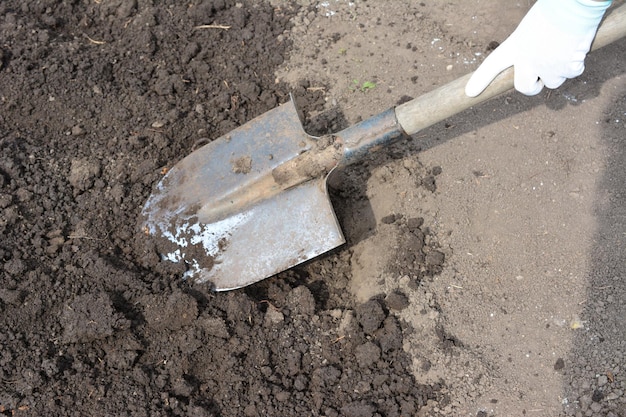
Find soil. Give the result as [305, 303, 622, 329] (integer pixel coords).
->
[1, 1, 625, 417]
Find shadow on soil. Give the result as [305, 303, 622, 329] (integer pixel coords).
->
[561, 61, 626, 414]
[317, 39, 626, 259]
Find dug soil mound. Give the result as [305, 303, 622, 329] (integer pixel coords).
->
[0, 1, 446, 415]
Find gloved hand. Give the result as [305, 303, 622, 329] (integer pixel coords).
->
[465, 0, 612, 97]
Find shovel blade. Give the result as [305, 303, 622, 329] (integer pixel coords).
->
[140, 99, 345, 290]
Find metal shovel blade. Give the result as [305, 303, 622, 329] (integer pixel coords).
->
[140, 100, 345, 291]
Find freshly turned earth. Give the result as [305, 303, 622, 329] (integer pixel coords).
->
[0, 1, 444, 415]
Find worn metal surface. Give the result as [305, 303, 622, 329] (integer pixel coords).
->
[141, 100, 346, 290]
[141, 98, 407, 290]
[337, 107, 406, 167]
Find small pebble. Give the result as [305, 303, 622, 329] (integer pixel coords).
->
[71, 125, 85, 136]
[407, 217, 424, 231]
[385, 291, 409, 311]
[381, 214, 396, 224]
[425, 250, 445, 266]
[554, 358, 565, 371]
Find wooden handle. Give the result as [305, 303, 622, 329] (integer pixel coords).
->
[395, 3, 626, 136]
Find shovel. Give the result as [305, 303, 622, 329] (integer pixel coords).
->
[140, 5, 626, 291]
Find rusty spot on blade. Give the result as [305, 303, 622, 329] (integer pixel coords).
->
[231, 155, 252, 174]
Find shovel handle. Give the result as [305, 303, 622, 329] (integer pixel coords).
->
[394, 3, 626, 136]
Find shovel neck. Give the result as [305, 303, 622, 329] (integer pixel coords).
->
[335, 107, 408, 168]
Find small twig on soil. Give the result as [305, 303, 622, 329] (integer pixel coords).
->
[607, 370, 615, 383]
[85, 35, 106, 45]
[258, 299, 279, 310]
[307, 87, 326, 92]
[194, 24, 231, 30]
[192, 137, 211, 151]
[0, 377, 19, 385]
[332, 335, 345, 344]
[68, 234, 105, 241]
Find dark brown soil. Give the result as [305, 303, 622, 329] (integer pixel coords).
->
[0, 1, 445, 415]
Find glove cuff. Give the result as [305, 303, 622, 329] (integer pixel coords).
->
[540, 0, 612, 34]
[577, 0, 612, 9]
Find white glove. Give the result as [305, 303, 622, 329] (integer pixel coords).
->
[465, 0, 612, 97]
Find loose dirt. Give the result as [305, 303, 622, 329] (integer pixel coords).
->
[1, 1, 625, 416]
[0, 1, 441, 416]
